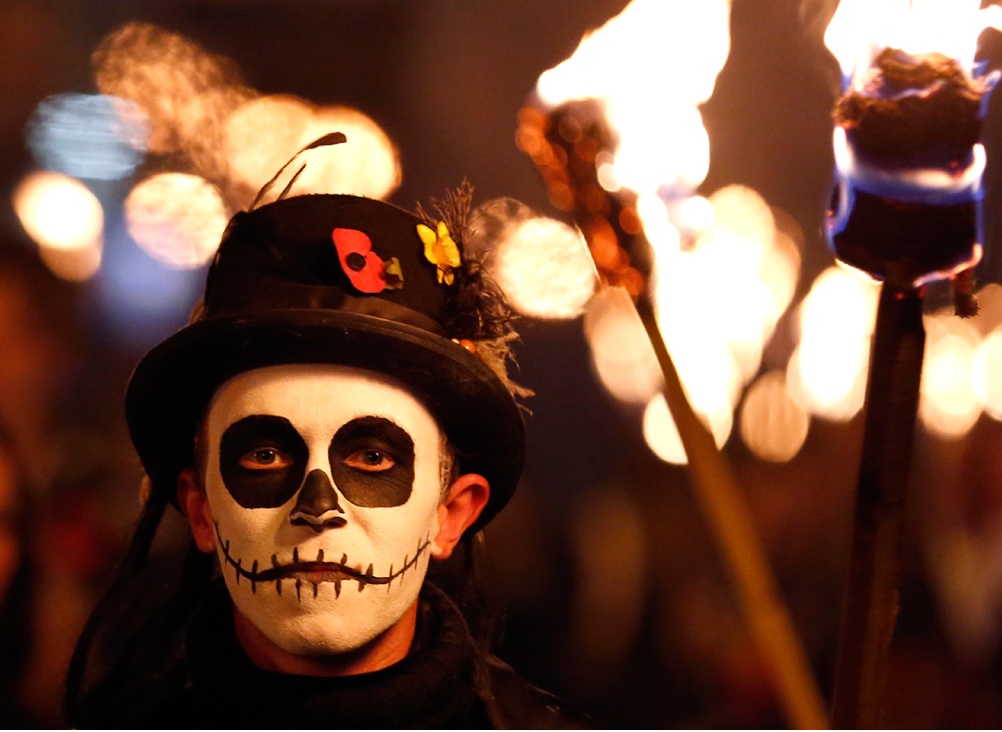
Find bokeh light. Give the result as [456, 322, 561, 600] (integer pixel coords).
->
[920, 312, 982, 440]
[299, 106, 400, 200]
[492, 217, 597, 319]
[124, 173, 228, 269]
[709, 184, 775, 247]
[12, 171, 104, 282]
[93, 22, 250, 181]
[739, 370, 810, 463]
[225, 95, 314, 193]
[26, 93, 147, 180]
[651, 187, 800, 419]
[584, 286, 662, 404]
[787, 266, 879, 421]
[636, 193, 682, 260]
[228, 99, 402, 205]
[585, 185, 803, 466]
[973, 326, 1002, 420]
[36, 245, 102, 284]
[673, 195, 715, 235]
[643, 392, 731, 466]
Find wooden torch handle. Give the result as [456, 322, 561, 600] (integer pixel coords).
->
[635, 295, 829, 730]
[831, 285, 925, 729]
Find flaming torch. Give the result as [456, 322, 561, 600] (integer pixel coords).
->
[519, 1, 827, 728]
[823, 1, 1001, 727]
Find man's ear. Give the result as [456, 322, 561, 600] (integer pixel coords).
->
[178, 469, 216, 554]
[431, 473, 490, 560]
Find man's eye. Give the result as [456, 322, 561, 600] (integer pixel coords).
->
[238, 448, 293, 470]
[344, 449, 395, 472]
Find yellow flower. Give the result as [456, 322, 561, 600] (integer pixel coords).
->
[417, 221, 461, 285]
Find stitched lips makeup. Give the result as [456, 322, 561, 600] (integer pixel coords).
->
[203, 364, 446, 656]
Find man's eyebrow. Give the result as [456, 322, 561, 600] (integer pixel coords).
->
[219, 415, 306, 452]
[227, 413, 291, 426]
[337, 415, 408, 431]
[332, 416, 415, 445]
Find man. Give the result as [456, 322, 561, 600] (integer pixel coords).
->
[67, 183, 586, 728]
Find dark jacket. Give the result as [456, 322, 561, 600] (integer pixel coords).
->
[80, 582, 589, 729]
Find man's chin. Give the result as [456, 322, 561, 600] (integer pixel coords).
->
[229, 577, 421, 658]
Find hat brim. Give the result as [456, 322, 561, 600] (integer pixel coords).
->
[125, 310, 523, 532]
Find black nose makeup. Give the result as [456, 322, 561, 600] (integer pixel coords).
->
[290, 469, 346, 532]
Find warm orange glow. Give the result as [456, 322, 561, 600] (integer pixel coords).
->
[968, 287, 1002, 421]
[226, 98, 401, 205]
[739, 371, 810, 463]
[225, 95, 313, 192]
[971, 283, 1002, 336]
[760, 229, 801, 331]
[584, 287, 662, 404]
[636, 193, 681, 260]
[675, 195, 715, 234]
[974, 327, 1002, 421]
[38, 245, 102, 283]
[826, 0, 1002, 84]
[493, 217, 597, 319]
[709, 185, 775, 249]
[650, 186, 800, 416]
[124, 173, 228, 269]
[298, 106, 401, 200]
[536, 0, 730, 197]
[13, 171, 104, 281]
[93, 22, 250, 180]
[787, 266, 879, 421]
[13, 171, 104, 252]
[920, 312, 982, 439]
[643, 392, 731, 466]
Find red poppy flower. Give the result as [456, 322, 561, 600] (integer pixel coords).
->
[332, 228, 387, 293]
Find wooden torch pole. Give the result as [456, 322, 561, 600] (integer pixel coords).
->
[635, 295, 829, 730]
[831, 285, 925, 729]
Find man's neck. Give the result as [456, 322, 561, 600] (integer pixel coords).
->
[232, 600, 419, 677]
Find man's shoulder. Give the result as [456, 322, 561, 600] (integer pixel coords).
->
[478, 654, 593, 730]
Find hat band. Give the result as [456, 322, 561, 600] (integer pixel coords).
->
[207, 280, 448, 336]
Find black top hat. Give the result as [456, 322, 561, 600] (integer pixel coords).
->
[125, 193, 524, 532]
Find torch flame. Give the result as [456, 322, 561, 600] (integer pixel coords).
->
[826, 0, 1002, 85]
[537, 0, 730, 197]
[534, 0, 804, 451]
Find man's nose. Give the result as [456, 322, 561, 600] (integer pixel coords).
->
[289, 469, 347, 532]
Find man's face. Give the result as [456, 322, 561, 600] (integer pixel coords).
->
[201, 364, 445, 656]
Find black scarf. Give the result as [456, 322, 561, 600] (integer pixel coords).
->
[175, 582, 489, 729]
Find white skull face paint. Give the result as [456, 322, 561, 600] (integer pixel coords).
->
[203, 364, 445, 656]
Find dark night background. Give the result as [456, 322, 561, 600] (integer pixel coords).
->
[3, 0, 1002, 727]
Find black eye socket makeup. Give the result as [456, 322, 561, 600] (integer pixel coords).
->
[220, 415, 309, 509]
[329, 416, 415, 507]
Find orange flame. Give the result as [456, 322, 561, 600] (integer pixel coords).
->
[826, 0, 1002, 83]
[536, 0, 730, 197]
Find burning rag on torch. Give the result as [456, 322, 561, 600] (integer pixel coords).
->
[824, 29, 999, 730]
[828, 47, 998, 311]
